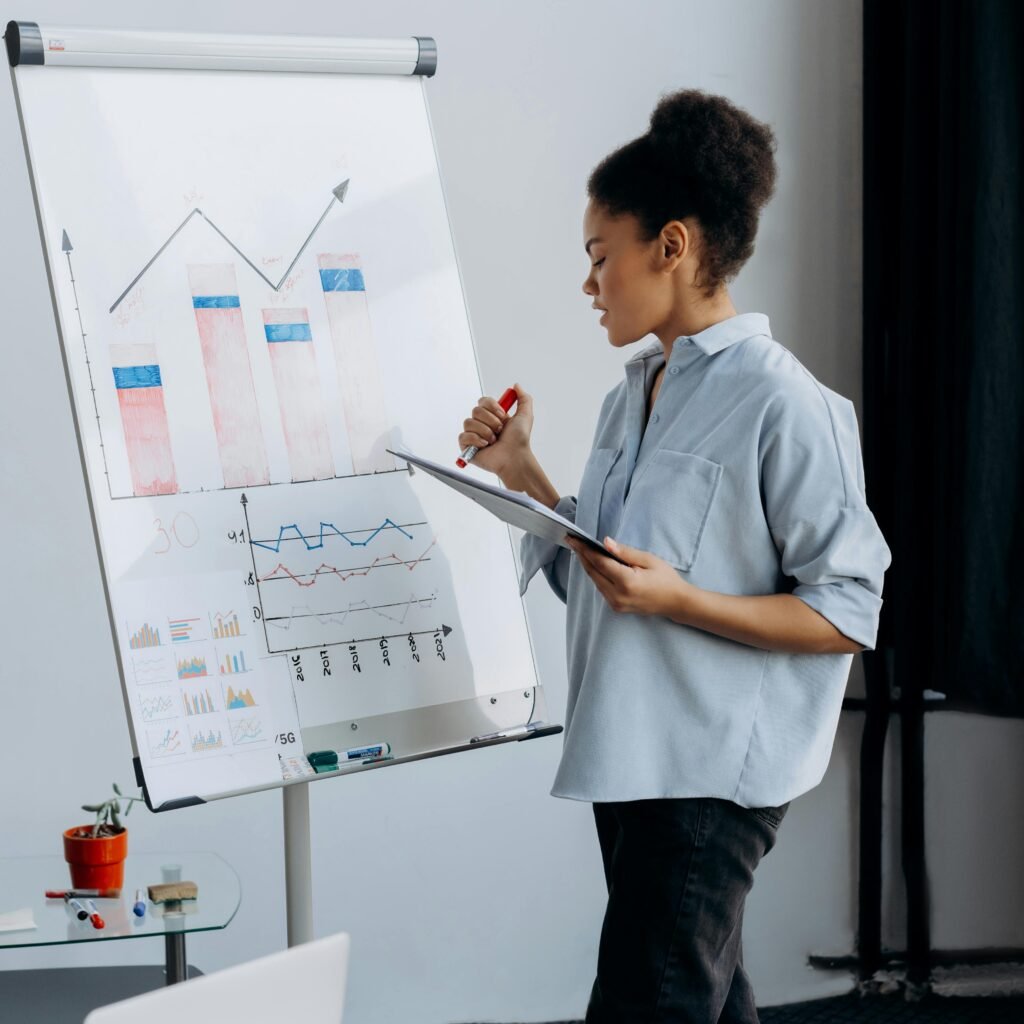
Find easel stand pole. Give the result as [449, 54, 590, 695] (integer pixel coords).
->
[283, 782, 314, 946]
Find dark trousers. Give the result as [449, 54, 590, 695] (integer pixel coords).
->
[586, 797, 787, 1024]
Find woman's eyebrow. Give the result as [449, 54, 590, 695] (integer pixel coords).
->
[585, 237, 603, 254]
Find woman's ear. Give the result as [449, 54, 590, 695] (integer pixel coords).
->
[660, 220, 689, 271]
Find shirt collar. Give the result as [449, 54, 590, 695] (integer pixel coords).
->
[626, 313, 772, 363]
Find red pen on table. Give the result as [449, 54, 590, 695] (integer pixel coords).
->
[456, 387, 518, 468]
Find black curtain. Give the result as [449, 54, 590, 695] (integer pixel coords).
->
[864, 0, 1024, 716]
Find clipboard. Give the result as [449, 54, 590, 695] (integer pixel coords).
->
[387, 448, 628, 564]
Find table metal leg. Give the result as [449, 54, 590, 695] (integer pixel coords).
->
[164, 933, 187, 985]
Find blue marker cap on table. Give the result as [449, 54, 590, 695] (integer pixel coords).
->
[133, 888, 146, 917]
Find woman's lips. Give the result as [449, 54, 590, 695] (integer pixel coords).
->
[599, 311, 608, 325]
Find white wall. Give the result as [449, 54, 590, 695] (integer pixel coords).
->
[6, 2, 1019, 1022]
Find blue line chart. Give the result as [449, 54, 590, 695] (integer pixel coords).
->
[251, 518, 419, 553]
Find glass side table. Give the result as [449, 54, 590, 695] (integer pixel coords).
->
[0, 852, 240, 985]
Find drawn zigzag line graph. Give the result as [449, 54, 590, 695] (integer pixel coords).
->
[109, 179, 350, 312]
[266, 592, 439, 631]
[259, 539, 438, 587]
[252, 518, 417, 553]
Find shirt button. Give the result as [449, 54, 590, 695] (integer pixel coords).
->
[669, 366, 681, 375]
[651, 413, 660, 424]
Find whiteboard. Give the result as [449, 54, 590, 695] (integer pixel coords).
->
[13, 63, 548, 808]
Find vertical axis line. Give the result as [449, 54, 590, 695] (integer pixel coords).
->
[241, 494, 272, 653]
[66, 248, 113, 500]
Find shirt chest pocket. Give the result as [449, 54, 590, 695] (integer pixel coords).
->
[617, 449, 723, 572]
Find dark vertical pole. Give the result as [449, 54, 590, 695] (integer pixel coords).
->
[860, 0, 896, 980]
[901, 683, 930, 985]
[857, 649, 889, 978]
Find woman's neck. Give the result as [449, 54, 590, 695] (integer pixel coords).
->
[654, 287, 738, 357]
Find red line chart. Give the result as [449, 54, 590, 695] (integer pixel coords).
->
[257, 539, 437, 588]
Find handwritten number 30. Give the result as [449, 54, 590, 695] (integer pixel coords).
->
[154, 512, 200, 554]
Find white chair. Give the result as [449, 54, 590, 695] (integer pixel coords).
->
[84, 932, 349, 1024]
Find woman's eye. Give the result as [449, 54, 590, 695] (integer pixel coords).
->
[592, 258, 605, 268]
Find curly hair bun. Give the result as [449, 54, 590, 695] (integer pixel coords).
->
[588, 88, 777, 292]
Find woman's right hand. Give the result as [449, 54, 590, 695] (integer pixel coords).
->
[457, 383, 534, 479]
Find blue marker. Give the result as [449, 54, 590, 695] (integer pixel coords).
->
[343, 742, 391, 761]
[133, 888, 146, 917]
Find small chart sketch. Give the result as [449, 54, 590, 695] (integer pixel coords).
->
[169, 617, 203, 644]
[218, 650, 250, 675]
[190, 725, 225, 753]
[224, 685, 257, 709]
[132, 653, 175, 686]
[129, 622, 163, 649]
[147, 727, 184, 758]
[229, 716, 265, 746]
[182, 685, 217, 716]
[211, 610, 243, 639]
[176, 654, 209, 680]
[139, 692, 176, 722]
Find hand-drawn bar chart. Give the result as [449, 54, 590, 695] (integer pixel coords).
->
[188, 263, 270, 488]
[129, 621, 163, 649]
[182, 686, 217, 716]
[219, 650, 249, 675]
[319, 254, 395, 475]
[110, 344, 178, 496]
[263, 307, 335, 481]
[211, 610, 242, 639]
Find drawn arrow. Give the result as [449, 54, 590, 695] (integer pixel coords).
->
[109, 179, 351, 313]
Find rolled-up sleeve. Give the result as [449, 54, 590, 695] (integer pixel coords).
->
[519, 496, 577, 602]
[760, 380, 892, 649]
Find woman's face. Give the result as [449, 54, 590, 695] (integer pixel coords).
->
[582, 200, 675, 348]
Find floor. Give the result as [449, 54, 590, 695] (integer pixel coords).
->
[528, 992, 1024, 1023]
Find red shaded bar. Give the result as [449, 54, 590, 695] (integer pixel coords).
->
[188, 264, 269, 487]
[263, 308, 335, 481]
[318, 254, 394, 474]
[110, 343, 178, 496]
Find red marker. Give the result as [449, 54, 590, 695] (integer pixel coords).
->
[457, 387, 519, 468]
[86, 899, 105, 929]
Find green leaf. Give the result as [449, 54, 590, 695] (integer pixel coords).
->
[111, 808, 122, 830]
[81, 804, 102, 812]
[125, 801, 133, 816]
[112, 783, 122, 796]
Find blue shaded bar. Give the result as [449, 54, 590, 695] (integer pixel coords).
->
[113, 364, 162, 389]
[192, 294, 241, 309]
[264, 322, 313, 342]
[319, 268, 365, 292]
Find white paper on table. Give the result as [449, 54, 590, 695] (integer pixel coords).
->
[387, 448, 628, 564]
[0, 908, 36, 933]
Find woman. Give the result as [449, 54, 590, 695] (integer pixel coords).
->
[459, 89, 890, 1023]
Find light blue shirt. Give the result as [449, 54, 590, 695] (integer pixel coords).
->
[520, 313, 891, 807]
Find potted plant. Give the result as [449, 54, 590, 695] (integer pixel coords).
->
[63, 783, 144, 891]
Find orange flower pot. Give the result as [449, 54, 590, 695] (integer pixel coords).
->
[63, 826, 128, 891]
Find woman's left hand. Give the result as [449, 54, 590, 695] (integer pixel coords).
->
[565, 535, 696, 618]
